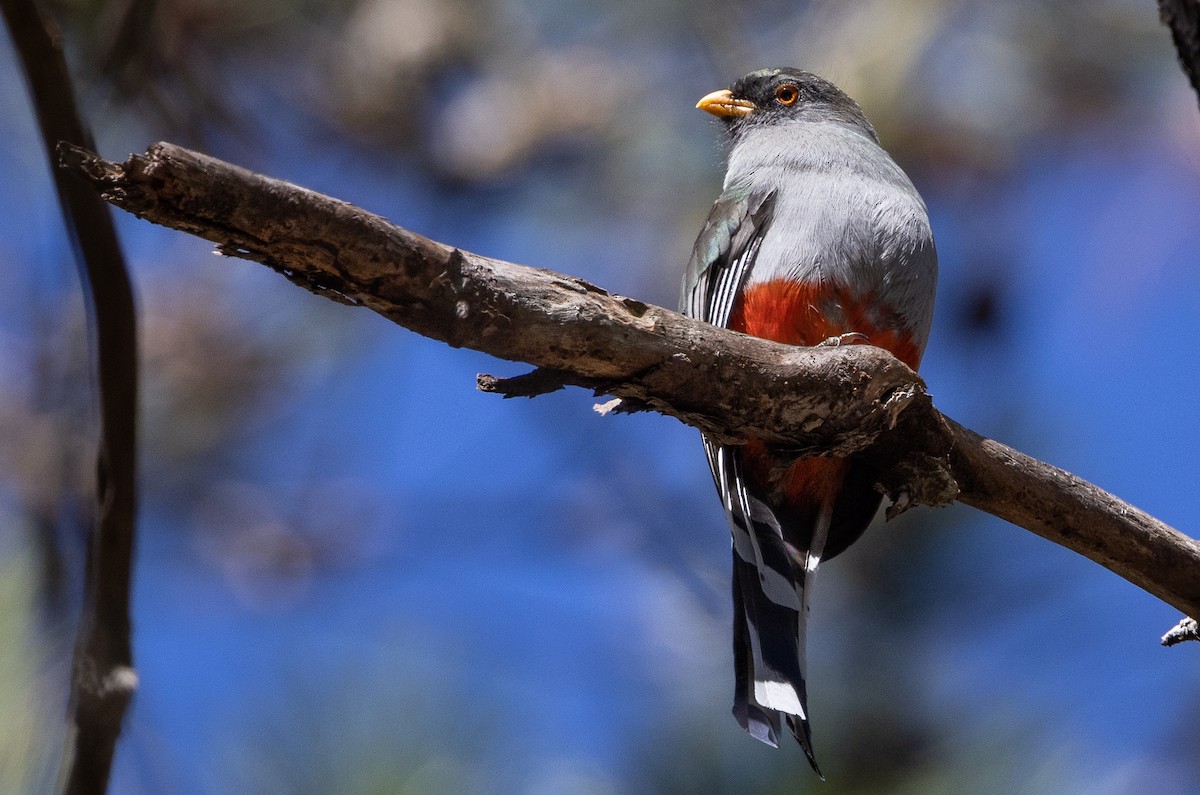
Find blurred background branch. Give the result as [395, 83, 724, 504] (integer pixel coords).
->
[0, 0, 138, 792]
[1159, 0, 1200, 105]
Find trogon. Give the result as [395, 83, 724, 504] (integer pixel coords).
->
[681, 67, 938, 775]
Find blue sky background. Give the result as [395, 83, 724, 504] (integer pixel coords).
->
[3, 1, 1200, 792]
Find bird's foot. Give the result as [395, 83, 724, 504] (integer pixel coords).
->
[817, 332, 870, 348]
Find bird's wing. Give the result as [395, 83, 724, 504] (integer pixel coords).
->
[679, 185, 775, 327]
[680, 186, 823, 772]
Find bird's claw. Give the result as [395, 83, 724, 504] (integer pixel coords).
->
[816, 332, 870, 348]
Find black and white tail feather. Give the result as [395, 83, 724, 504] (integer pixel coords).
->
[681, 184, 828, 775]
[706, 439, 829, 776]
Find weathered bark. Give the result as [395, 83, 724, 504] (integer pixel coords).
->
[60, 141, 1200, 625]
[1163, 617, 1200, 646]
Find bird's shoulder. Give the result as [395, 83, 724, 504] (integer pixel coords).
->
[679, 184, 776, 319]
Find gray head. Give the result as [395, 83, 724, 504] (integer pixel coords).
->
[696, 68, 878, 143]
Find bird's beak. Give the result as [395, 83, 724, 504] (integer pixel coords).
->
[696, 89, 756, 118]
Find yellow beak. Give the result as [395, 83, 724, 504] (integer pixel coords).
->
[696, 88, 756, 118]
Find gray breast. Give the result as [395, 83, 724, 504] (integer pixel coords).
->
[725, 120, 938, 344]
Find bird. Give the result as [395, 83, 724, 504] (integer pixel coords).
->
[680, 67, 937, 775]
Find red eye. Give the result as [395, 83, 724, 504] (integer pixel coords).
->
[775, 84, 799, 105]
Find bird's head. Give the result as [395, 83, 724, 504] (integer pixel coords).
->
[696, 68, 877, 142]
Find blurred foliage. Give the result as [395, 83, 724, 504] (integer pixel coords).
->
[43, 0, 1181, 179]
[2, 0, 1197, 792]
[0, 541, 63, 793]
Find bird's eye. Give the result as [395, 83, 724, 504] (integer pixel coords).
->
[775, 84, 799, 105]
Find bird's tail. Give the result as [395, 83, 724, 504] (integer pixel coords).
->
[707, 441, 830, 777]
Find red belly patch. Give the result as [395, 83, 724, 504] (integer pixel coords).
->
[728, 279, 922, 369]
[728, 278, 921, 512]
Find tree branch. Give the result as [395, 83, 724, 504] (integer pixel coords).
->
[1159, 0, 1200, 107]
[62, 141, 1200, 628]
[1, 1, 140, 792]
